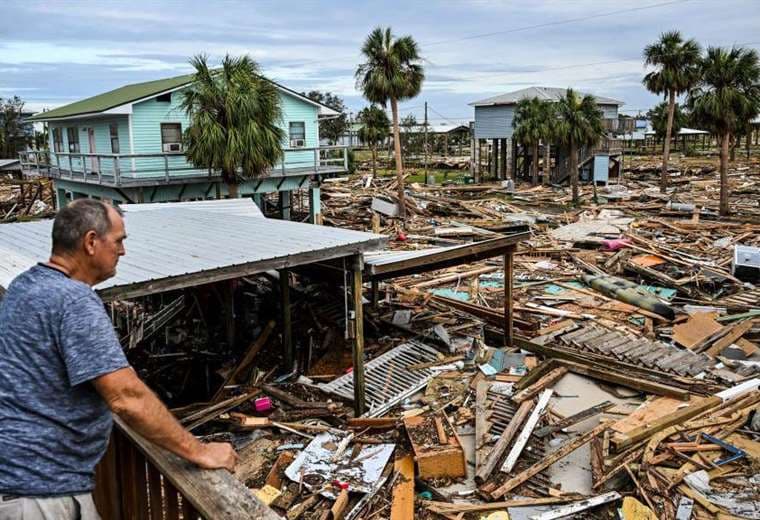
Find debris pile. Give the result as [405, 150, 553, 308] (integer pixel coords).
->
[0, 177, 54, 221]
[112, 153, 759, 518]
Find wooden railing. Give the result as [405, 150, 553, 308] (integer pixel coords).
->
[94, 417, 279, 520]
[19, 146, 348, 187]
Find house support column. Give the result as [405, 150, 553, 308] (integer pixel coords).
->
[499, 138, 507, 179]
[56, 187, 68, 209]
[252, 193, 263, 210]
[279, 190, 291, 221]
[280, 268, 293, 371]
[471, 126, 480, 182]
[490, 138, 498, 178]
[308, 186, 322, 225]
[504, 247, 515, 347]
[349, 255, 366, 416]
[510, 138, 517, 181]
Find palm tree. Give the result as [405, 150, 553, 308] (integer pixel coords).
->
[356, 27, 424, 220]
[357, 105, 391, 177]
[689, 46, 760, 216]
[643, 31, 701, 193]
[181, 54, 284, 198]
[555, 89, 604, 205]
[513, 97, 554, 185]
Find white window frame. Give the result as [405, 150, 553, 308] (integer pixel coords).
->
[160, 122, 183, 153]
[52, 128, 64, 153]
[289, 121, 306, 148]
[66, 127, 80, 153]
[109, 123, 120, 154]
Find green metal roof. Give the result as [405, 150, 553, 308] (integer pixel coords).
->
[27, 73, 195, 122]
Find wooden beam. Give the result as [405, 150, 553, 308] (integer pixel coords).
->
[504, 252, 514, 347]
[351, 255, 366, 416]
[390, 455, 415, 520]
[280, 269, 293, 370]
[512, 367, 567, 403]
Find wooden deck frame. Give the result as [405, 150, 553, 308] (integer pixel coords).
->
[365, 233, 527, 347]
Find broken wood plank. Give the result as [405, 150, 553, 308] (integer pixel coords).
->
[512, 367, 568, 403]
[500, 389, 553, 474]
[490, 422, 608, 499]
[534, 401, 614, 437]
[530, 492, 621, 520]
[390, 455, 414, 520]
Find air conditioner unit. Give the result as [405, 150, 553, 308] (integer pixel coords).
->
[163, 143, 182, 153]
[290, 138, 305, 148]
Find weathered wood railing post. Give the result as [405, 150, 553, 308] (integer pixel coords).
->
[164, 155, 170, 183]
[350, 254, 366, 416]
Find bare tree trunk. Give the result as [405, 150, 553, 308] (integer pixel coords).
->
[570, 138, 579, 205]
[371, 145, 377, 176]
[730, 135, 737, 162]
[720, 133, 730, 216]
[390, 97, 405, 220]
[531, 143, 539, 185]
[228, 182, 239, 199]
[543, 142, 551, 185]
[661, 90, 676, 193]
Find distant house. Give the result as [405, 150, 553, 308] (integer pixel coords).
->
[22, 73, 345, 222]
[468, 86, 625, 183]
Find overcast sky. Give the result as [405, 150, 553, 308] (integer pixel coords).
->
[2, 0, 759, 125]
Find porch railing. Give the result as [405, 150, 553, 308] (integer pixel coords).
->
[94, 416, 279, 519]
[19, 146, 348, 187]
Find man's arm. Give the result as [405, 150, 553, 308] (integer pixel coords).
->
[93, 367, 238, 471]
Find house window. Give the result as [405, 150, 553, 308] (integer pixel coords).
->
[109, 124, 120, 153]
[160, 123, 182, 153]
[289, 122, 306, 147]
[52, 128, 64, 153]
[66, 127, 80, 153]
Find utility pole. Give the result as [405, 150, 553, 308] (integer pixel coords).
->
[424, 101, 429, 183]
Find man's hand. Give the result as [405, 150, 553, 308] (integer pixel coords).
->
[191, 442, 239, 472]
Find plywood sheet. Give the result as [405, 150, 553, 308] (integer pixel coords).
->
[672, 312, 723, 349]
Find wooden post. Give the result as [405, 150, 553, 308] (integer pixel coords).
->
[350, 255, 366, 416]
[223, 280, 236, 350]
[280, 269, 293, 370]
[371, 279, 379, 309]
[490, 138, 498, 178]
[504, 250, 514, 347]
[499, 138, 507, 180]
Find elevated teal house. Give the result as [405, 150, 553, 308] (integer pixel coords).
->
[23, 73, 346, 221]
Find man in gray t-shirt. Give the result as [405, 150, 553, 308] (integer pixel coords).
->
[0, 200, 237, 519]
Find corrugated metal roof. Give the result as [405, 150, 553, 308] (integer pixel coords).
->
[0, 200, 385, 298]
[469, 86, 624, 107]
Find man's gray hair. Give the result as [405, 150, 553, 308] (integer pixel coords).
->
[52, 199, 123, 253]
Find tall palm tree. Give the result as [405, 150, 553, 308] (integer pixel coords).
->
[689, 46, 760, 216]
[643, 31, 701, 193]
[357, 105, 391, 177]
[513, 97, 554, 185]
[182, 54, 284, 198]
[356, 27, 424, 220]
[555, 89, 604, 205]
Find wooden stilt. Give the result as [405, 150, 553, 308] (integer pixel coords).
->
[280, 269, 293, 370]
[350, 255, 366, 416]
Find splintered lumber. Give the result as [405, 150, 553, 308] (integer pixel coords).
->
[390, 455, 414, 520]
[346, 417, 399, 429]
[703, 319, 756, 357]
[331, 488, 349, 520]
[475, 399, 533, 484]
[534, 401, 614, 437]
[422, 497, 572, 515]
[512, 367, 568, 403]
[212, 320, 275, 400]
[490, 422, 608, 499]
[501, 389, 553, 474]
[611, 396, 721, 450]
[530, 491, 621, 520]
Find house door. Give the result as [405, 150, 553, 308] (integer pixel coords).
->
[87, 128, 99, 173]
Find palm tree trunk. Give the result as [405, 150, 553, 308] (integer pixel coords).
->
[390, 97, 406, 220]
[661, 90, 676, 193]
[543, 142, 551, 185]
[720, 133, 730, 216]
[531, 143, 539, 185]
[570, 138, 579, 205]
[228, 182, 239, 199]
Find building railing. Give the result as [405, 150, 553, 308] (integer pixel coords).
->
[94, 417, 279, 519]
[19, 146, 348, 187]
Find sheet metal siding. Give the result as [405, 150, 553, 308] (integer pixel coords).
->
[0, 204, 383, 294]
[474, 105, 514, 139]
